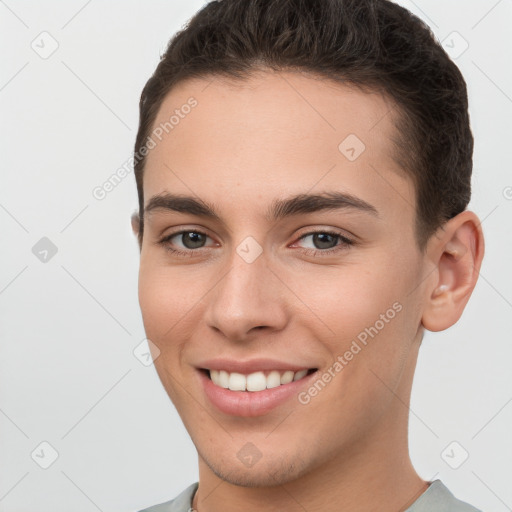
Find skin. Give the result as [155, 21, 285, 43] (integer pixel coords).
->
[132, 70, 484, 512]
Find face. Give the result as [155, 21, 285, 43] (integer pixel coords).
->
[137, 71, 430, 487]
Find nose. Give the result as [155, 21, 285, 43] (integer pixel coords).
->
[203, 246, 288, 342]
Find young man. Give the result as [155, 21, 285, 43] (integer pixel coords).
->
[131, 0, 484, 510]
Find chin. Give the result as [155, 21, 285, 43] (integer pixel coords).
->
[200, 448, 312, 488]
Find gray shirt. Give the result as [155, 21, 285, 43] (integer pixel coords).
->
[137, 479, 482, 511]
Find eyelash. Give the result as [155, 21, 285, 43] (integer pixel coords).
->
[158, 229, 355, 258]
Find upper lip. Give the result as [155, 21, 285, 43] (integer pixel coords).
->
[196, 358, 315, 374]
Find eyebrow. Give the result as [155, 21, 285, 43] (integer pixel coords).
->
[144, 191, 379, 222]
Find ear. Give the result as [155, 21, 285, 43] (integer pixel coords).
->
[131, 211, 142, 251]
[421, 210, 485, 332]
[131, 211, 140, 237]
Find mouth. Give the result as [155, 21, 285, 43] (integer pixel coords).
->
[197, 365, 318, 417]
[202, 368, 317, 392]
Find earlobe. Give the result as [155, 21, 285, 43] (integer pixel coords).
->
[421, 211, 485, 332]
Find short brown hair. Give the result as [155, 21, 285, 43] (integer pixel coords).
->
[133, 0, 473, 250]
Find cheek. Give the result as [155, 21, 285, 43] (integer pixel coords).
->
[291, 262, 404, 339]
[288, 265, 415, 435]
[138, 266, 198, 407]
[138, 262, 199, 337]
[137, 265, 200, 381]
[289, 251, 420, 378]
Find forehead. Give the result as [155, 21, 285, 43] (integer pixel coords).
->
[142, 70, 414, 226]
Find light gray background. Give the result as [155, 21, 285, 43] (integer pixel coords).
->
[1, 1, 511, 511]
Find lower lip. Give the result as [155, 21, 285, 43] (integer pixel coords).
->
[199, 370, 316, 417]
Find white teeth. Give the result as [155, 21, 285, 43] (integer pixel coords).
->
[293, 369, 308, 381]
[246, 372, 267, 392]
[266, 370, 281, 389]
[228, 372, 246, 391]
[209, 368, 311, 391]
[218, 370, 229, 388]
[280, 370, 294, 384]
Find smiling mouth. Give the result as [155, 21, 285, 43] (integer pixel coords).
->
[203, 368, 317, 392]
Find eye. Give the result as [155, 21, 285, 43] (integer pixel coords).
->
[292, 230, 354, 256]
[157, 228, 355, 258]
[158, 229, 216, 256]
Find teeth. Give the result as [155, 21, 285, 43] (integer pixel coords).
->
[246, 371, 267, 392]
[218, 370, 229, 388]
[209, 368, 311, 391]
[228, 372, 246, 391]
[266, 370, 281, 389]
[293, 369, 308, 381]
[280, 370, 294, 384]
